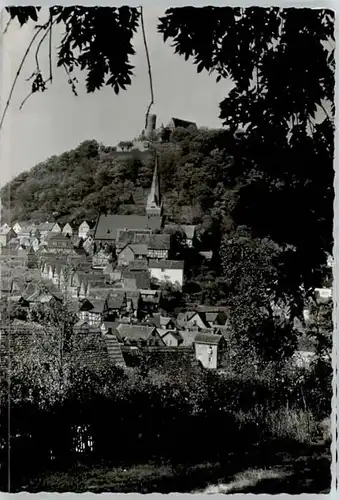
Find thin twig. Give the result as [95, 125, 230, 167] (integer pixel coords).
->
[0, 24, 46, 132]
[19, 91, 35, 111]
[34, 16, 57, 74]
[49, 11, 53, 83]
[3, 17, 11, 35]
[19, 17, 57, 111]
[139, 6, 154, 130]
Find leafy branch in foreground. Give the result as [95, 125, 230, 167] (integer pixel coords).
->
[1, 6, 141, 130]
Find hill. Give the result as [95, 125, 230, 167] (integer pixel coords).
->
[0, 127, 240, 233]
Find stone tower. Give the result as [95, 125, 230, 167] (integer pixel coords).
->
[146, 154, 162, 217]
[144, 113, 157, 141]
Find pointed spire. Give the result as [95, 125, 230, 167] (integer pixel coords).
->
[150, 154, 160, 205]
[146, 153, 162, 216]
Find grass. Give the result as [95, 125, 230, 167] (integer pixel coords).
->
[22, 441, 331, 494]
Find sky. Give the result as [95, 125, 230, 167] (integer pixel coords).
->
[0, 6, 233, 187]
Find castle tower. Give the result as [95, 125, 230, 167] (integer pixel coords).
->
[144, 113, 157, 141]
[146, 154, 162, 217]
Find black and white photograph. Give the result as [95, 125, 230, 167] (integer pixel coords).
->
[0, 2, 335, 494]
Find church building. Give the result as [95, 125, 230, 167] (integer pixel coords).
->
[93, 154, 163, 245]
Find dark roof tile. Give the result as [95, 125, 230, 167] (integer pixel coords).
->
[94, 215, 162, 241]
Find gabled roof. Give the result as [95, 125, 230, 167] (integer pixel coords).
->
[147, 315, 174, 329]
[0, 226, 16, 235]
[180, 225, 196, 239]
[79, 220, 92, 228]
[106, 291, 126, 310]
[199, 251, 213, 260]
[103, 333, 126, 366]
[126, 260, 149, 271]
[116, 323, 158, 342]
[169, 117, 197, 129]
[214, 325, 232, 341]
[86, 299, 106, 314]
[165, 224, 196, 239]
[195, 332, 223, 345]
[63, 222, 77, 230]
[160, 329, 183, 342]
[176, 311, 199, 326]
[122, 270, 150, 290]
[140, 289, 161, 304]
[117, 229, 152, 246]
[124, 289, 140, 309]
[205, 312, 219, 323]
[148, 234, 170, 250]
[38, 222, 59, 232]
[180, 330, 199, 346]
[130, 243, 148, 255]
[94, 214, 162, 241]
[148, 259, 184, 270]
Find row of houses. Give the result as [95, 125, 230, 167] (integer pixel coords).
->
[0, 220, 93, 247]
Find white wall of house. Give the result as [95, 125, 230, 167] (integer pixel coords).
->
[148, 249, 168, 259]
[51, 223, 61, 233]
[62, 223, 73, 236]
[161, 332, 180, 347]
[303, 308, 311, 322]
[13, 222, 22, 233]
[79, 222, 90, 239]
[149, 267, 183, 287]
[315, 287, 332, 299]
[195, 343, 218, 369]
[187, 314, 207, 330]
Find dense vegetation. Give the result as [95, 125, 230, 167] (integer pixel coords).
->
[0, 128, 240, 228]
[0, 340, 332, 492]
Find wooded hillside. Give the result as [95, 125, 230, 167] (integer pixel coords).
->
[0, 127, 240, 231]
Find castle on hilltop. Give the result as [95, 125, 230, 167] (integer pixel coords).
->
[141, 114, 198, 144]
[115, 114, 198, 153]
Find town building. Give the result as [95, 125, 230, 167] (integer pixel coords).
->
[0, 226, 17, 247]
[78, 221, 92, 239]
[148, 260, 184, 288]
[194, 332, 226, 369]
[62, 222, 76, 237]
[37, 222, 61, 236]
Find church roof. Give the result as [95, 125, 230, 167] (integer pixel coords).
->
[94, 214, 162, 241]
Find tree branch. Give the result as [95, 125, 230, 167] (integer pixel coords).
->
[19, 17, 57, 111]
[0, 24, 46, 131]
[139, 6, 154, 130]
[3, 17, 12, 35]
[48, 11, 53, 83]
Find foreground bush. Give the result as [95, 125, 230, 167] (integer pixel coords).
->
[0, 356, 331, 491]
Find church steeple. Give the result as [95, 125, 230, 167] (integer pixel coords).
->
[146, 153, 162, 217]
